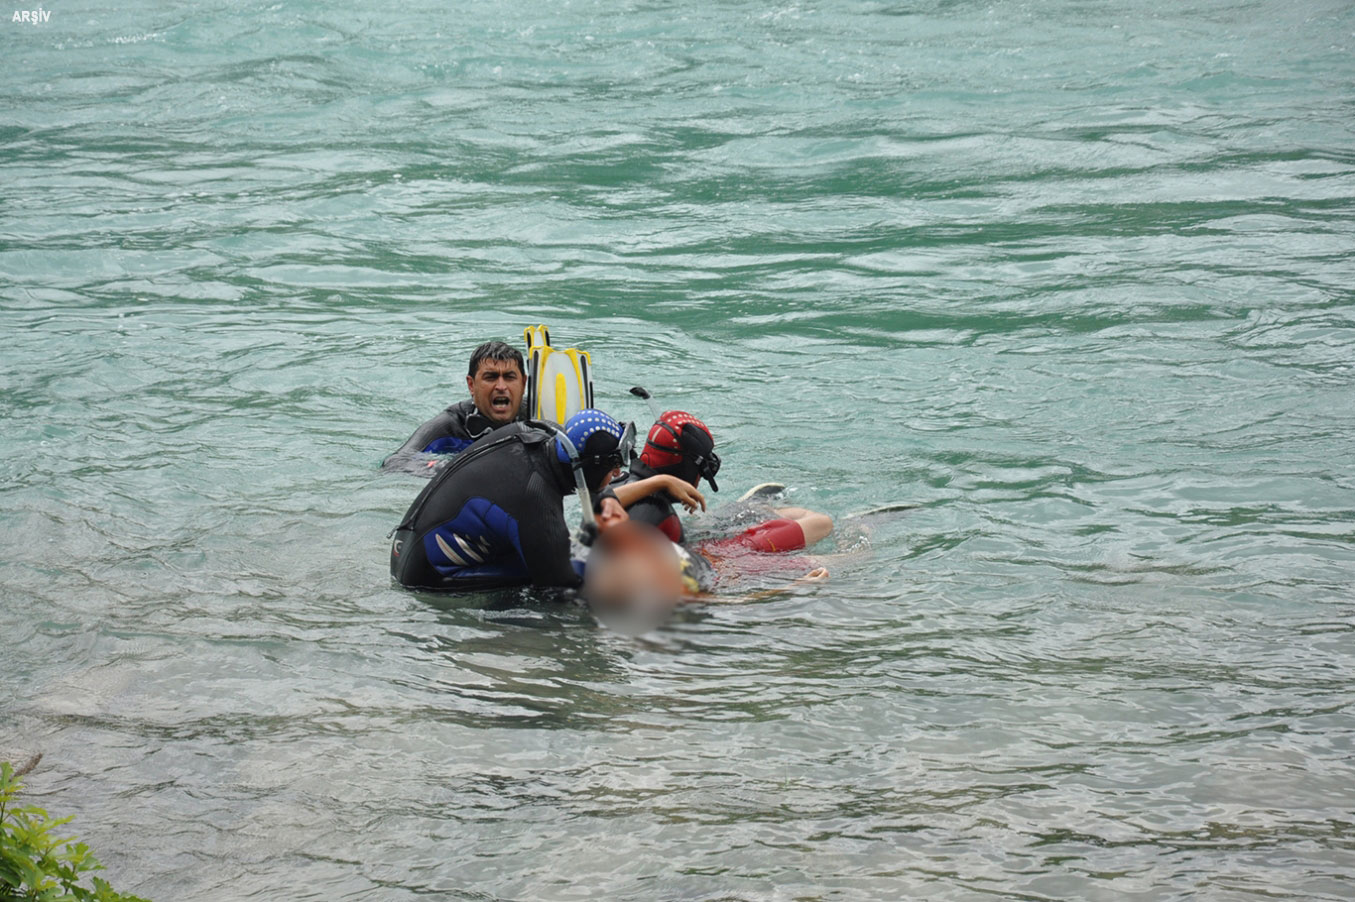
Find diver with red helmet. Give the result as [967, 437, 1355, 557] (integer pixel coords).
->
[609, 408, 721, 544]
[608, 386, 833, 561]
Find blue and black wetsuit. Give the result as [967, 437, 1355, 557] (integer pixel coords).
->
[389, 421, 610, 592]
[382, 399, 526, 474]
[611, 459, 687, 544]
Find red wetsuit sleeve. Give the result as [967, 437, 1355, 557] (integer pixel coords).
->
[736, 518, 806, 553]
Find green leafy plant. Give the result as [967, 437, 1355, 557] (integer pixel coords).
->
[1, 761, 149, 902]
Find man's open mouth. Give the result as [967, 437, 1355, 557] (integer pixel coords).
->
[491, 396, 512, 412]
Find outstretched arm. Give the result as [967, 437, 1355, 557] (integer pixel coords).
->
[382, 410, 468, 474]
[692, 566, 831, 604]
[611, 475, 706, 513]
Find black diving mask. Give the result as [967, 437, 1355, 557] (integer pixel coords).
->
[587, 421, 636, 474]
[617, 421, 637, 468]
[692, 448, 720, 492]
[649, 421, 721, 492]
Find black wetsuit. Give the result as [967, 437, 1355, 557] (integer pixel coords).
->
[389, 421, 610, 592]
[382, 399, 526, 474]
[611, 460, 687, 543]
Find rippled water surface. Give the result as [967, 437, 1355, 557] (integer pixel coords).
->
[3, 1, 1354, 899]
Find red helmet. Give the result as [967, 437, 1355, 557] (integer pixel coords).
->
[640, 411, 720, 491]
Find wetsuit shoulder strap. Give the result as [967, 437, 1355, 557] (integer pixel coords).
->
[524, 417, 563, 433]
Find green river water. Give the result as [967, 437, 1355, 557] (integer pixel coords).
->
[2, 1, 1354, 899]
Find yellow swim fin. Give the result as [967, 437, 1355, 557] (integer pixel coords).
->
[523, 324, 594, 425]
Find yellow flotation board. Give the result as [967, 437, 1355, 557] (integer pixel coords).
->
[523, 324, 594, 425]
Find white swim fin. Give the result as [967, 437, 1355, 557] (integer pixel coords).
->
[737, 482, 786, 502]
[523, 324, 594, 424]
[844, 502, 919, 520]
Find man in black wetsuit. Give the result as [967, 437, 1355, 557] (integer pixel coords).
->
[611, 410, 720, 544]
[389, 409, 633, 592]
[382, 340, 527, 473]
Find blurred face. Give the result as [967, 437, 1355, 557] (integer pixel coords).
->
[466, 358, 524, 425]
[585, 522, 684, 634]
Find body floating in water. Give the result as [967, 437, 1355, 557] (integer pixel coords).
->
[583, 517, 835, 631]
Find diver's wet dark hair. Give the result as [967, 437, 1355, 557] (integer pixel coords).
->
[467, 340, 525, 379]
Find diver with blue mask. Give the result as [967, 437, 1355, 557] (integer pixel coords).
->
[389, 409, 635, 592]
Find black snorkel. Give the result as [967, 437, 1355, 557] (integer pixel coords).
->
[629, 385, 664, 423]
[552, 428, 599, 546]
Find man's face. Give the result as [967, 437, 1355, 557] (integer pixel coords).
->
[466, 358, 524, 425]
